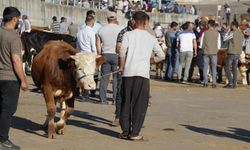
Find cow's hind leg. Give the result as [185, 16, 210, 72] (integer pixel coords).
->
[239, 65, 248, 85]
[43, 87, 57, 139]
[56, 98, 74, 135]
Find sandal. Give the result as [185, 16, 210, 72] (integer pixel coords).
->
[129, 135, 148, 142]
[118, 132, 129, 139]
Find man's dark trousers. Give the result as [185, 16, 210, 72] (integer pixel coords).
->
[119, 76, 149, 137]
[0, 80, 20, 142]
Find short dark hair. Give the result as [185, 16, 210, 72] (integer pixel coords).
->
[208, 20, 215, 27]
[133, 11, 147, 26]
[86, 10, 95, 16]
[231, 21, 239, 28]
[182, 21, 190, 30]
[170, 21, 178, 28]
[52, 16, 57, 21]
[3, 7, 21, 23]
[85, 15, 95, 24]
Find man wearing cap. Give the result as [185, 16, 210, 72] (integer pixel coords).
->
[97, 11, 123, 104]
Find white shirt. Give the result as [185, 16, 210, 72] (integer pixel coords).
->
[23, 19, 31, 32]
[120, 29, 165, 79]
[123, 0, 129, 13]
[98, 23, 123, 54]
[177, 30, 196, 52]
[76, 26, 97, 54]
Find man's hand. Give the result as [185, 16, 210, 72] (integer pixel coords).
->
[21, 80, 29, 91]
[193, 50, 197, 57]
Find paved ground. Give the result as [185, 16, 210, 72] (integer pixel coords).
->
[10, 76, 250, 150]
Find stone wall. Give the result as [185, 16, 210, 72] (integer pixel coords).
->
[0, 0, 197, 28]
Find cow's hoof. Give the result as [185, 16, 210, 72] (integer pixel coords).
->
[48, 133, 56, 139]
[57, 128, 65, 135]
[56, 122, 65, 135]
[48, 126, 56, 139]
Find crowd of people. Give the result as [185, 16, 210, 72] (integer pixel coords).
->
[162, 17, 250, 88]
[46, 0, 198, 16]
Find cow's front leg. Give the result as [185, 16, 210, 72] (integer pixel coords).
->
[56, 98, 74, 135]
[56, 101, 67, 135]
[43, 87, 56, 139]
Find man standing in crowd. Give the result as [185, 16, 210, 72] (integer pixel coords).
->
[22, 15, 31, 33]
[111, 20, 135, 126]
[165, 21, 178, 81]
[98, 11, 123, 104]
[50, 16, 60, 33]
[80, 10, 102, 99]
[76, 15, 97, 101]
[59, 17, 69, 34]
[224, 21, 244, 88]
[80, 10, 102, 34]
[200, 20, 221, 88]
[0, 7, 28, 149]
[177, 22, 197, 83]
[76, 15, 97, 54]
[119, 11, 165, 141]
[188, 22, 204, 83]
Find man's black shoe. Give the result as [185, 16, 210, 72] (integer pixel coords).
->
[212, 84, 217, 88]
[0, 140, 20, 150]
[223, 84, 233, 89]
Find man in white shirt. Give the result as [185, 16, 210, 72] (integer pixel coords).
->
[80, 10, 102, 34]
[76, 15, 97, 101]
[119, 11, 165, 141]
[76, 15, 97, 54]
[177, 22, 197, 83]
[22, 15, 31, 32]
[97, 11, 123, 104]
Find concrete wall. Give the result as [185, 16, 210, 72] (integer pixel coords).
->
[0, 0, 197, 28]
[0, 0, 44, 26]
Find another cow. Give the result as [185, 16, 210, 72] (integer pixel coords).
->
[217, 49, 250, 85]
[21, 30, 76, 68]
[32, 40, 104, 139]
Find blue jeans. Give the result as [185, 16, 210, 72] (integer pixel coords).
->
[174, 49, 179, 74]
[203, 54, 217, 85]
[225, 54, 240, 86]
[165, 48, 175, 80]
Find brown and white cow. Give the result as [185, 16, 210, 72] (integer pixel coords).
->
[32, 40, 104, 139]
[217, 49, 250, 85]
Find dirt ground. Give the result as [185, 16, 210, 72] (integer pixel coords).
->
[9, 76, 250, 150]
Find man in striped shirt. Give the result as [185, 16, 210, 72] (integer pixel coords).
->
[50, 16, 60, 33]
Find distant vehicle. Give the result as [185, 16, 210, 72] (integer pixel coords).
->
[161, 0, 176, 13]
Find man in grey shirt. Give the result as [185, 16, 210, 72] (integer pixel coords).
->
[97, 11, 123, 104]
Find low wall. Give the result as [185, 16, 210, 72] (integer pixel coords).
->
[0, 0, 197, 28]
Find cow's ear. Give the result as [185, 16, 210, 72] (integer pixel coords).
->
[96, 55, 105, 68]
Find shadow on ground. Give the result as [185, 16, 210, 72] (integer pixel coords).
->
[181, 124, 250, 143]
[12, 116, 46, 138]
[12, 109, 117, 139]
[72, 109, 112, 126]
